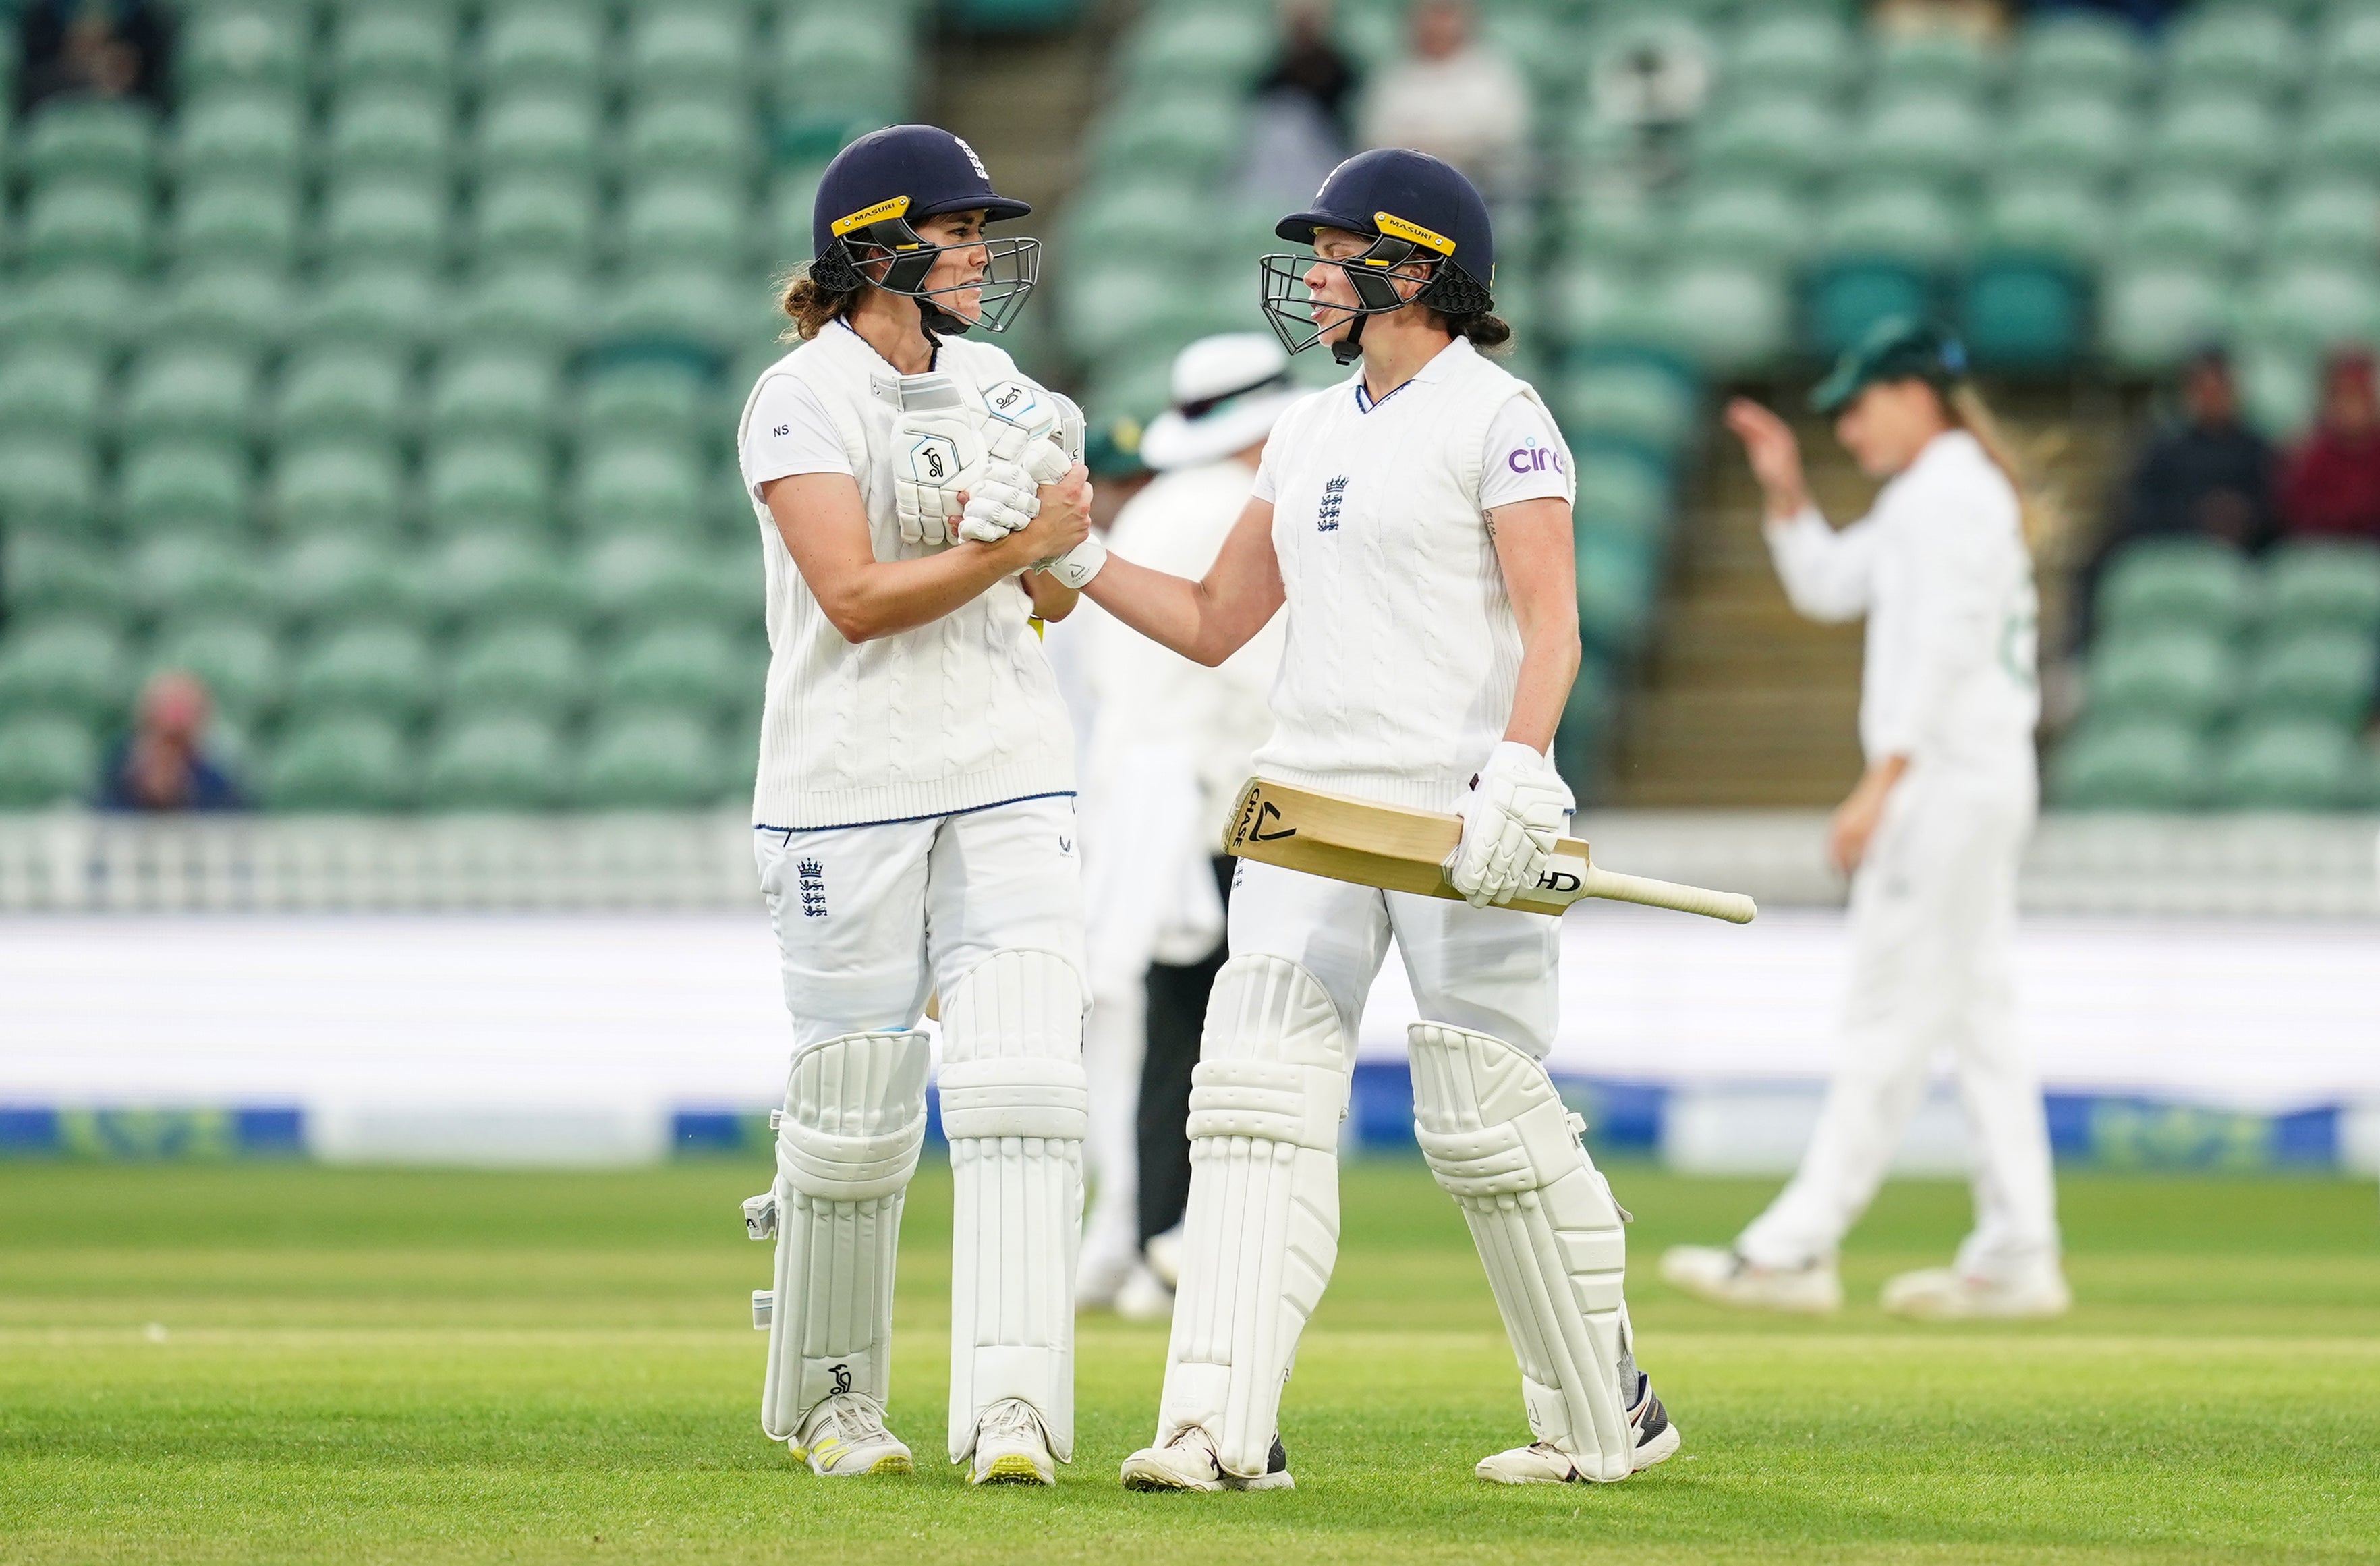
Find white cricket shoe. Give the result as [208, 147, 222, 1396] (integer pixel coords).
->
[1113, 1261, 1174, 1323]
[790, 1393, 911, 1477]
[1881, 1264, 2072, 1321]
[1118, 1426, 1293, 1492]
[1475, 1373, 1680, 1484]
[967, 1397, 1057, 1486]
[1660, 1243, 1843, 1314]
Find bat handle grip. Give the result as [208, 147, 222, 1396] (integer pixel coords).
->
[1581, 866, 1759, 925]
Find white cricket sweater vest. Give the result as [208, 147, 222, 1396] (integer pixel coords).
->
[737, 326, 1075, 829]
[1253, 338, 1572, 814]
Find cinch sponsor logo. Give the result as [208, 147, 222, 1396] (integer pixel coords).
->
[1505, 438, 1565, 476]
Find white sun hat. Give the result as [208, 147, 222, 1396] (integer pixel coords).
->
[1136, 332, 1305, 471]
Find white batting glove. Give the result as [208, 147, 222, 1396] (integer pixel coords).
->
[961, 376, 1076, 544]
[1447, 741, 1575, 908]
[892, 373, 986, 547]
[957, 457, 1040, 542]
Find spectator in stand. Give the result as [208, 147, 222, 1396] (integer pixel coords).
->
[2108, 347, 2276, 555]
[16, 0, 173, 116]
[2277, 349, 2380, 544]
[1358, 0, 1528, 202]
[98, 671, 245, 812]
[1236, 0, 1359, 207]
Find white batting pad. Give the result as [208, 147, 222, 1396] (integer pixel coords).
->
[1156, 953, 1349, 1478]
[1408, 1020, 1634, 1481]
[938, 948, 1089, 1462]
[760, 1029, 932, 1444]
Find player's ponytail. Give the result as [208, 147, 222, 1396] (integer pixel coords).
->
[1451, 311, 1512, 353]
[1944, 381, 2062, 556]
[776, 261, 863, 342]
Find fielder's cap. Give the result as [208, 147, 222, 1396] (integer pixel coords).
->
[1138, 333, 1305, 471]
[1278, 148, 1495, 290]
[810, 124, 1030, 260]
[1084, 415, 1147, 478]
[1811, 316, 1968, 415]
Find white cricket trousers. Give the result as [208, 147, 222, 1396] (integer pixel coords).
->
[753, 793, 1086, 1046]
[1736, 771, 2060, 1281]
[1226, 857, 1562, 1058]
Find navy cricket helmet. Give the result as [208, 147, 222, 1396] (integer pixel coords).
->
[808, 125, 1039, 334]
[1260, 148, 1497, 364]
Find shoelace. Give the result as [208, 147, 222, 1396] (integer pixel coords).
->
[978, 1399, 1043, 1447]
[818, 1395, 891, 1445]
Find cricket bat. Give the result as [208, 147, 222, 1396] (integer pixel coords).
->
[1221, 777, 1758, 924]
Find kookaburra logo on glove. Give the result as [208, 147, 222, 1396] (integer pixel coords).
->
[960, 379, 1074, 544]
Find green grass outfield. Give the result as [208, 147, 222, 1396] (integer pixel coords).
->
[3, 1160, 2377, 1565]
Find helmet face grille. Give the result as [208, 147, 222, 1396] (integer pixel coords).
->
[1257, 241, 1495, 357]
[814, 227, 1040, 334]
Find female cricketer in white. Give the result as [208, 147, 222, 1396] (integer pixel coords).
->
[1045, 150, 1679, 1490]
[1663, 318, 2066, 1320]
[733, 125, 1096, 1485]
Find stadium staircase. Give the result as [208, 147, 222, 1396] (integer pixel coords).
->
[930, 11, 1107, 225]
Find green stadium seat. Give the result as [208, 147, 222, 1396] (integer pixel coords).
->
[148, 266, 288, 353]
[1089, 92, 1244, 187]
[260, 714, 414, 810]
[1570, 449, 1670, 544]
[0, 347, 105, 439]
[476, 6, 604, 98]
[2142, 93, 2282, 184]
[170, 178, 300, 269]
[2265, 180, 2380, 269]
[0, 619, 124, 725]
[445, 623, 584, 720]
[1671, 183, 1805, 272]
[123, 349, 256, 445]
[596, 267, 752, 358]
[171, 91, 304, 184]
[2313, 9, 2380, 96]
[1655, 262, 1792, 374]
[132, 532, 271, 623]
[577, 710, 725, 807]
[474, 90, 602, 182]
[600, 622, 745, 718]
[287, 622, 436, 725]
[329, 9, 457, 97]
[1850, 95, 1990, 187]
[117, 441, 249, 535]
[1122, 7, 1270, 92]
[621, 98, 754, 185]
[1871, 30, 1997, 101]
[3, 534, 125, 627]
[0, 439, 101, 536]
[1817, 182, 1967, 264]
[2113, 178, 2257, 273]
[2047, 718, 2205, 810]
[145, 617, 282, 722]
[1805, 261, 1934, 360]
[575, 361, 708, 444]
[2235, 263, 2380, 361]
[1057, 261, 1201, 364]
[420, 714, 568, 810]
[583, 534, 752, 631]
[573, 441, 704, 536]
[1572, 522, 1656, 654]
[1960, 257, 2086, 370]
[426, 351, 559, 443]
[2012, 12, 2143, 101]
[619, 179, 745, 270]
[0, 271, 137, 355]
[2263, 540, 2380, 634]
[275, 534, 420, 630]
[625, 7, 749, 96]
[177, 6, 308, 97]
[2098, 539, 2255, 639]
[2241, 630, 2379, 727]
[432, 532, 586, 626]
[271, 349, 412, 446]
[20, 181, 150, 273]
[1977, 178, 2104, 267]
[2213, 718, 2362, 810]
[291, 269, 445, 354]
[324, 93, 453, 182]
[1690, 94, 1842, 190]
[424, 439, 552, 534]
[271, 441, 405, 536]
[2099, 263, 2226, 373]
[448, 264, 593, 355]
[760, 163, 828, 264]
[2163, 7, 2303, 101]
[1557, 357, 1699, 457]
[2293, 94, 2380, 183]
[318, 177, 451, 270]
[469, 176, 596, 266]
[1722, 13, 1858, 99]
[1995, 94, 2136, 188]
[0, 715, 98, 806]
[20, 98, 157, 189]
[2084, 627, 2234, 727]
